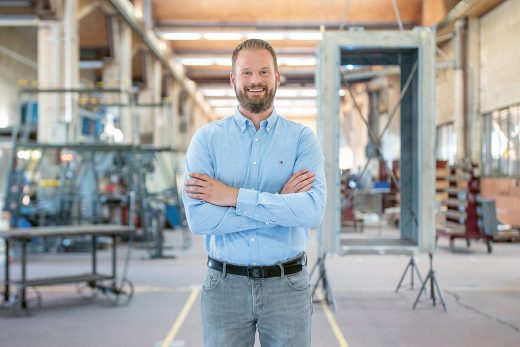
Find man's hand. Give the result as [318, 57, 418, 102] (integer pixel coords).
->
[280, 169, 315, 194]
[185, 173, 239, 207]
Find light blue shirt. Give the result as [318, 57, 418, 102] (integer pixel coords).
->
[182, 108, 326, 265]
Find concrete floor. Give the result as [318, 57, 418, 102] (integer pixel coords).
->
[1, 227, 520, 347]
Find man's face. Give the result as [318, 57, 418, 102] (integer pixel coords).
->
[230, 48, 281, 114]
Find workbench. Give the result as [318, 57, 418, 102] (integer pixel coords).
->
[1, 224, 134, 311]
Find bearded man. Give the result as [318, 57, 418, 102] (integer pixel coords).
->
[183, 39, 326, 347]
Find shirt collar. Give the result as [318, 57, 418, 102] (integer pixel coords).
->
[233, 107, 279, 134]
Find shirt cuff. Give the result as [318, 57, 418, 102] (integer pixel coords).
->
[236, 188, 258, 217]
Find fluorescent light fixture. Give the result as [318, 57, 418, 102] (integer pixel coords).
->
[279, 57, 317, 66]
[346, 64, 354, 70]
[215, 58, 231, 66]
[276, 90, 300, 97]
[208, 99, 238, 107]
[287, 32, 323, 40]
[159, 32, 202, 40]
[203, 89, 236, 97]
[247, 32, 286, 40]
[275, 107, 317, 115]
[158, 31, 323, 41]
[180, 58, 213, 66]
[203, 33, 243, 40]
[273, 99, 316, 107]
[203, 88, 318, 99]
[300, 89, 317, 97]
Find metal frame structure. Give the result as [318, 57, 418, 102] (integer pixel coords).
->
[315, 29, 437, 308]
[317, 29, 436, 255]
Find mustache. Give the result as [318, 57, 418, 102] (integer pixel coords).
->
[245, 83, 267, 89]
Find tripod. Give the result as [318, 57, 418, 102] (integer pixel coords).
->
[310, 251, 337, 310]
[396, 255, 424, 292]
[413, 252, 447, 311]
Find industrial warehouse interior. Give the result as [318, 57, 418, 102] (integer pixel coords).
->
[1, 0, 520, 346]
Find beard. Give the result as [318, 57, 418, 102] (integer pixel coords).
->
[234, 83, 276, 114]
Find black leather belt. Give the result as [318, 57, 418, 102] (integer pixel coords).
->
[207, 253, 306, 279]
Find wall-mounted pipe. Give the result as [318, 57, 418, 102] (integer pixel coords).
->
[453, 18, 468, 162]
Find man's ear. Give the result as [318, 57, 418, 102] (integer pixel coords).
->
[230, 72, 235, 87]
[275, 70, 281, 87]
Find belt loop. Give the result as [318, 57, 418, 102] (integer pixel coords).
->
[222, 262, 227, 278]
[276, 261, 285, 278]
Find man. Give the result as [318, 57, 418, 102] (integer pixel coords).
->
[182, 39, 326, 347]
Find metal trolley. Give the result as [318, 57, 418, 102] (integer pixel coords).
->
[1, 224, 134, 313]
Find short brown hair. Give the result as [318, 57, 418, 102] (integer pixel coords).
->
[231, 39, 278, 73]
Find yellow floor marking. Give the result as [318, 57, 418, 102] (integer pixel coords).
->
[316, 289, 350, 347]
[160, 287, 200, 347]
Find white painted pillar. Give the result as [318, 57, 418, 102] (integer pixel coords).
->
[102, 16, 133, 143]
[37, 21, 62, 143]
[62, 0, 79, 141]
[454, 19, 466, 162]
[467, 18, 481, 165]
[151, 59, 163, 147]
[167, 80, 181, 149]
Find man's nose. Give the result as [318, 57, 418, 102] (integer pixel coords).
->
[250, 73, 262, 83]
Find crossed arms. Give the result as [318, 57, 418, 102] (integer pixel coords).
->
[182, 127, 326, 235]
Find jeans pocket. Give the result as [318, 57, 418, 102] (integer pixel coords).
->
[202, 268, 223, 291]
[283, 270, 310, 291]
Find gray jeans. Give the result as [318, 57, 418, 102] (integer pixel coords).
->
[201, 266, 312, 347]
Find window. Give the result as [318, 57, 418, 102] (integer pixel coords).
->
[436, 122, 456, 165]
[482, 104, 520, 177]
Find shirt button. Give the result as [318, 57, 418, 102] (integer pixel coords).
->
[255, 138, 259, 142]
[253, 161, 257, 165]
[243, 211, 248, 215]
[251, 238, 255, 242]
[267, 127, 270, 131]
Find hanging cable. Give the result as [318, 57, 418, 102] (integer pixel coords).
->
[339, 0, 351, 31]
[392, 0, 404, 31]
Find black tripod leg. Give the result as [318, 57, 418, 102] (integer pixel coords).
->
[395, 260, 412, 293]
[413, 260, 424, 289]
[432, 273, 448, 312]
[413, 271, 431, 310]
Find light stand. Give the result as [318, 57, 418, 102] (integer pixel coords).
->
[396, 255, 424, 292]
[310, 250, 337, 310]
[413, 252, 447, 311]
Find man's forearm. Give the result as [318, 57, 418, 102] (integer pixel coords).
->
[234, 186, 326, 228]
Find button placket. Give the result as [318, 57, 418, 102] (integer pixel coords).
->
[250, 132, 260, 193]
